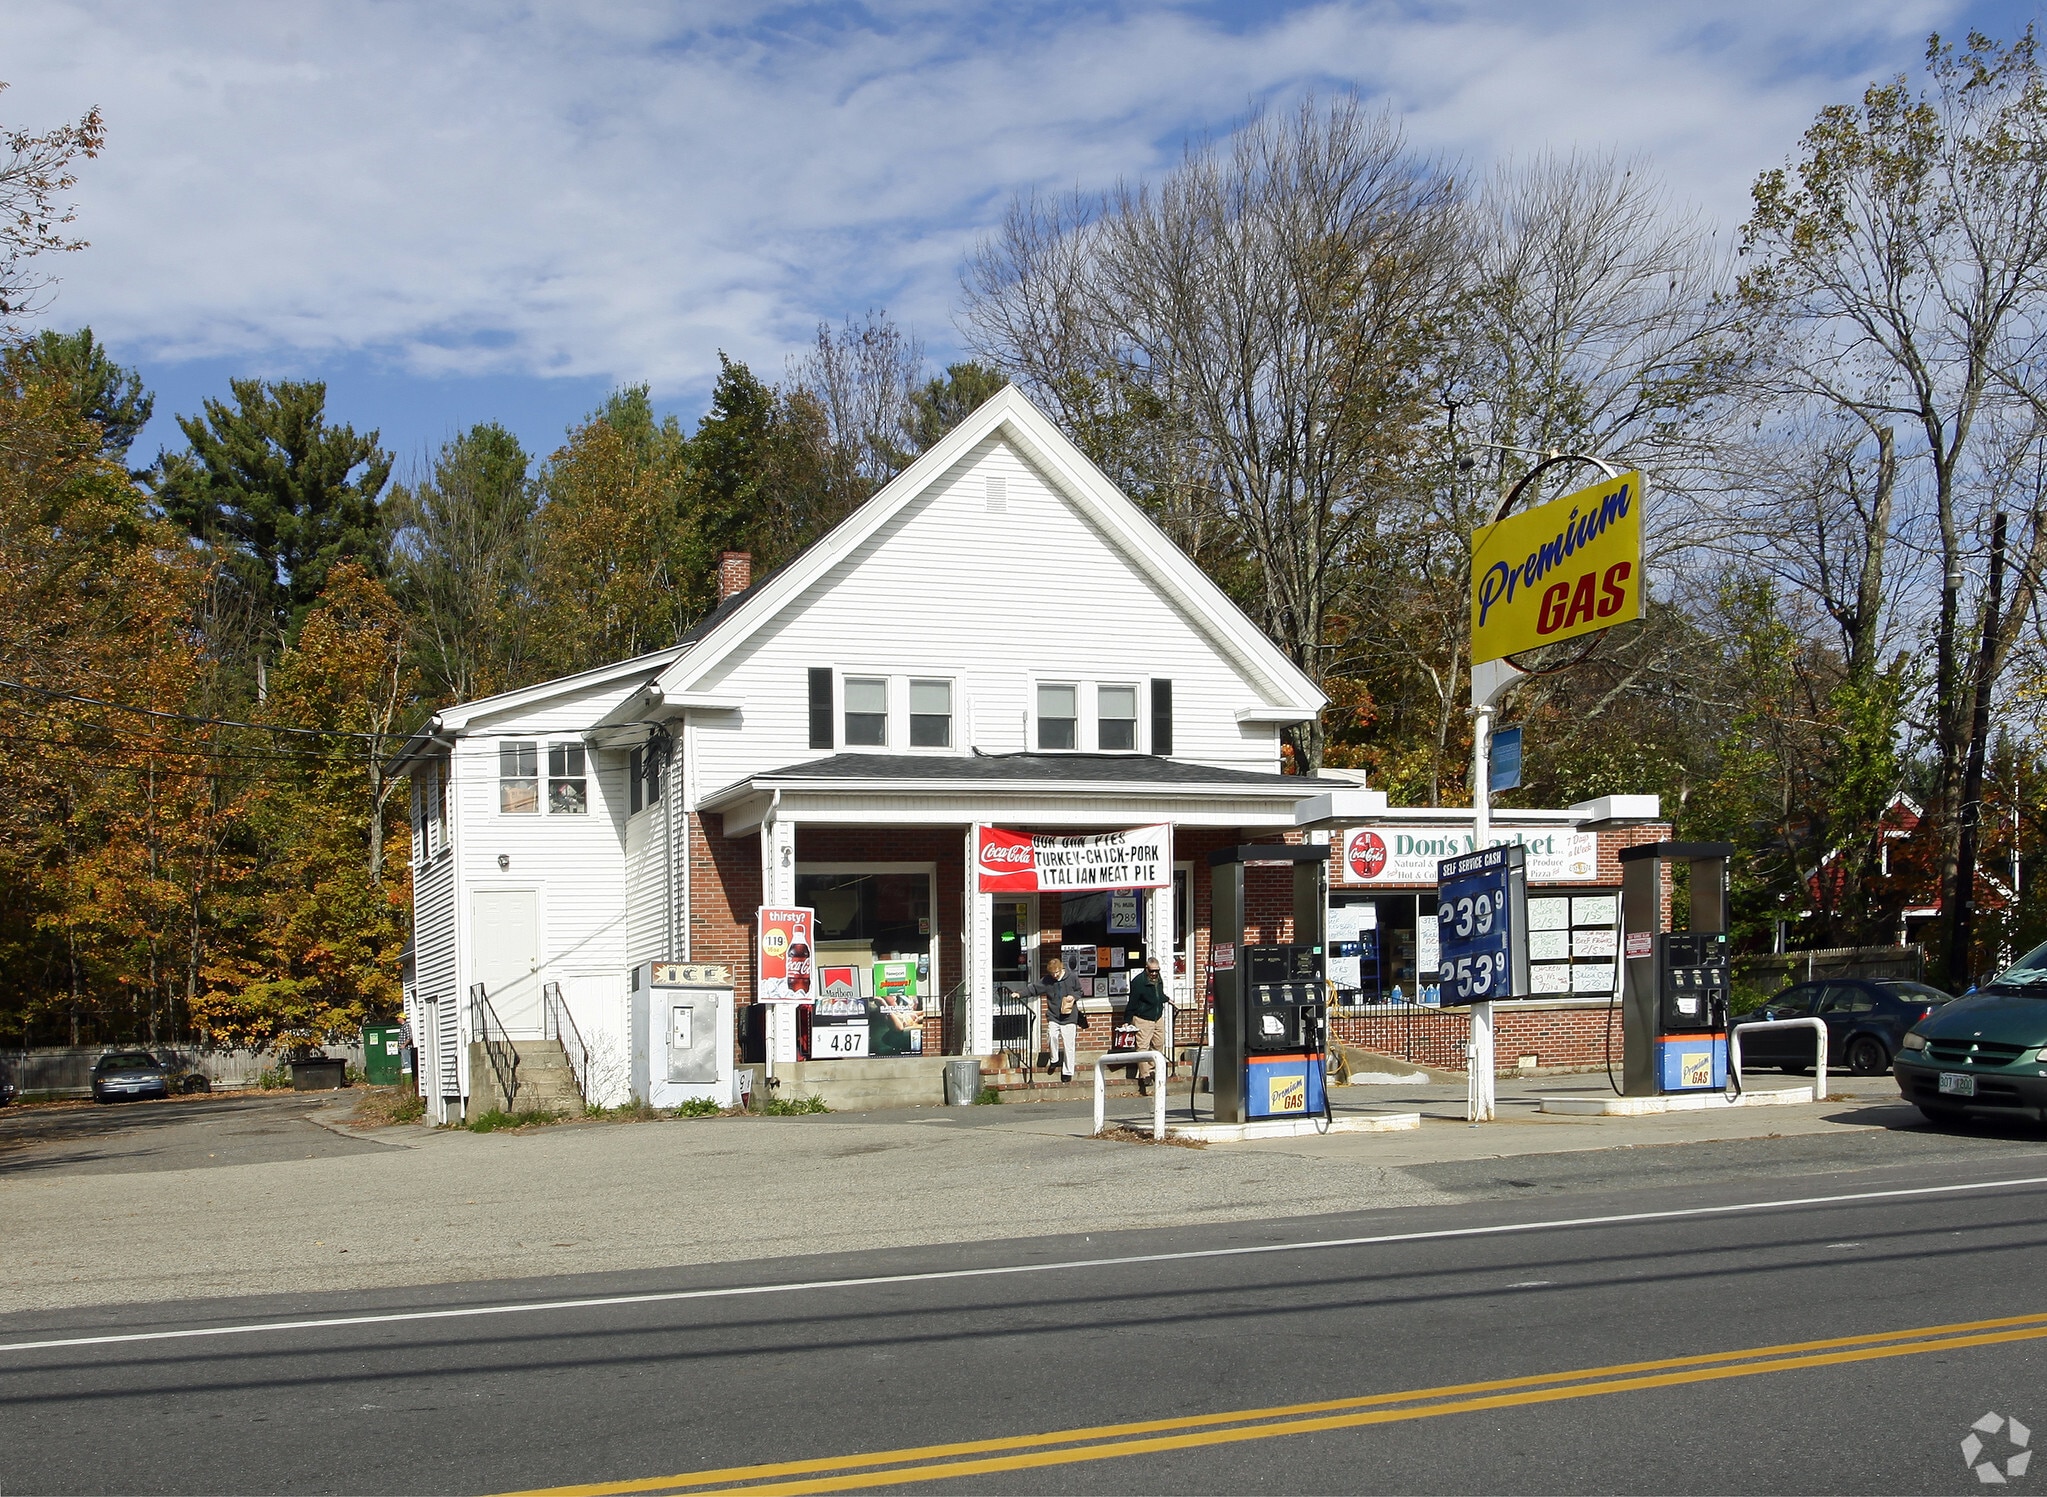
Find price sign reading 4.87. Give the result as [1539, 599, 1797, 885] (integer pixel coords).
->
[1435, 844, 1528, 1003]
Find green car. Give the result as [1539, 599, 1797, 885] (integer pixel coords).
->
[1894, 942, 2047, 1123]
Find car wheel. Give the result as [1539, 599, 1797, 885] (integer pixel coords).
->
[1918, 1105, 1966, 1128]
[182, 1075, 211, 1094]
[1846, 1036, 1888, 1076]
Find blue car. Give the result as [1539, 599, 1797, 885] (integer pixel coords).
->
[1741, 978, 1953, 1076]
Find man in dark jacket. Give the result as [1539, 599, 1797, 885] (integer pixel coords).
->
[1122, 956, 1169, 1094]
[1028, 957, 1084, 1081]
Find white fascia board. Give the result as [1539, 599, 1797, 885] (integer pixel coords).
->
[1566, 794, 1662, 823]
[1294, 789, 1391, 825]
[434, 647, 684, 733]
[703, 775, 1326, 809]
[717, 791, 1304, 837]
[656, 386, 1327, 713]
[1304, 804, 1610, 826]
[1235, 705, 1319, 725]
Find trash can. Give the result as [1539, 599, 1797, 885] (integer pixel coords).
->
[290, 1057, 347, 1091]
[944, 1058, 981, 1106]
[362, 1024, 405, 1086]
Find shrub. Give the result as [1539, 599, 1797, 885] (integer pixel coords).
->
[757, 1093, 829, 1115]
[465, 1107, 564, 1133]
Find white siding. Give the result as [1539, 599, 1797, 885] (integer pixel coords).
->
[685, 435, 1283, 801]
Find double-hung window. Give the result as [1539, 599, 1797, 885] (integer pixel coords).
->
[1037, 683, 1078, 750]
[500, 741, 539, 814]
[909, 680, 952, 748]
[547, 743, 588, 814]
[844, 678, 888, 747]
[1097, 684, 1138, 751]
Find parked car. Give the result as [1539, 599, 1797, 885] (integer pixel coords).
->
[1895, 944, 2047, 1124]
[1741, 978, 1953, 1076]
[89, 1050, 172, 1103]
[0, 1068, 14, 1105]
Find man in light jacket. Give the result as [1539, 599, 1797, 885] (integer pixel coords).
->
[1029, 957, 1084, 1082]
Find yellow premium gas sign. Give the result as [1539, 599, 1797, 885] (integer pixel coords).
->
[1470, 470, 1644, 665]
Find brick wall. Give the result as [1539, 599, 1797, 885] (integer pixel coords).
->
[1330, 999, 1622, 1074]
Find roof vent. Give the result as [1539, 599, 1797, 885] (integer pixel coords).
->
[985, 476, 1006, 513]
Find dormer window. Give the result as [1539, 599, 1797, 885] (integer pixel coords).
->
[1037, 683, 1078, 750]
[845, 678, 888, 747]
[1098, 684, 1138, 751]
[910, 680, 952, 748]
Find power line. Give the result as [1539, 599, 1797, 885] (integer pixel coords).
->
[0, 679, 397, 741]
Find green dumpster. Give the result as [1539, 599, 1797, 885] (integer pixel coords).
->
[362, 1024, 407, 1086]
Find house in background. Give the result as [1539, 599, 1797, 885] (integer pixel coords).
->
[389, 386, 1336, 1120]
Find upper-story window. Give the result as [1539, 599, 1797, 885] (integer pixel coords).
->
[500, 741, 539, 814]
[1037, 683, 1078, 750]
[910, 679, 952, 748]
[845, 677, 888, 747]
[547, 743, 588, 814]
[1097, 684, 1138, 752]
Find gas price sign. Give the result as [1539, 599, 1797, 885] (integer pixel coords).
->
[1435, 844, 1528, 1003]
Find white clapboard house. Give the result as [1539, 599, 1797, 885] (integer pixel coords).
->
[391, 386, 1337, 1120]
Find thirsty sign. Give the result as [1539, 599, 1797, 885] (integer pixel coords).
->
[757, 906, 815, 1002]
[977, 824, 1170, 892]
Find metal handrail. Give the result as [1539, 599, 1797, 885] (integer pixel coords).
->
[469, 982, 519, 1110]
[1731, 1017, 1828, 1102]
[1092, 1050, 1169, 1140]
[542, 981, 589, 1106]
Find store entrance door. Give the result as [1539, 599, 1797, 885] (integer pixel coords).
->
[989, 895, 1036, 1063]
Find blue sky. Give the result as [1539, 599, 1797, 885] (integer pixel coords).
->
[6, 0, 2043, 476]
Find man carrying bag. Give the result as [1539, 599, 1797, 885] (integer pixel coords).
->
[1122, 956, 1169, 1096]
[1028, 957, 1086, 1082]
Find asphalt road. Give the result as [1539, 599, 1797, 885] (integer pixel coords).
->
[8, 1144, 2047, 1494]
[0, 1093, 381, 1176]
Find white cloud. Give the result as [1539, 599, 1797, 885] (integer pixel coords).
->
[1, 0, 1972, 402]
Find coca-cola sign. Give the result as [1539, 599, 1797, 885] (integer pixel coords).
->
[757, 905, 815, 1002]
[976, 824, 1171, 893]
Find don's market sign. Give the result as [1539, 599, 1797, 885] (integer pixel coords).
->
[1342, 826, 1597, 885]
[977, 824, 1170, 893]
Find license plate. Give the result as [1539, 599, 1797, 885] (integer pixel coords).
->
[1939, 1071, 1977, 1097]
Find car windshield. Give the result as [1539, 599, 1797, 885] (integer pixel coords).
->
[1985, 944, 2047, 991]
[1880, 982, 1952, 1004]
[98, 1054, 157, 1072]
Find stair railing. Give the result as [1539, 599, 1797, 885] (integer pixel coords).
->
[469, 982, 520, 1110]
[543, 980, 589, 1106]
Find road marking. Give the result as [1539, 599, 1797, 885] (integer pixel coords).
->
[498, 1312, 2047, 1496]
[5, 1171, 2046, 1357]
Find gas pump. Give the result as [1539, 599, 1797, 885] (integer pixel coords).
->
[1205, 845, 1331, 1124]
[1618, 841, 1734, 1097]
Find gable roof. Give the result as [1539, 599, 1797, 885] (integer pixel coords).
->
[654, 385, 1326, 712]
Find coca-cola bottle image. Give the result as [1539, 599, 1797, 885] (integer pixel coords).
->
[787, 940, 812, 995]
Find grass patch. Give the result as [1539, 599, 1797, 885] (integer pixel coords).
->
[974, 1086, 1002, 1105]
[675, 1097, 724, 1117]
[466, 1106, 565, 1133]
[756, 1093, 829, 1115]
[1094, 1124, 1206, 1148]
[584, 1098, 660, 1123]
[348, 1086, 425, 1128]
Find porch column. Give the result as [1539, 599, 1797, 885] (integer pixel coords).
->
[760, 804, 798, 1063]
[966, 823, 992, 1056]
[1150, 825, 1176, 1047]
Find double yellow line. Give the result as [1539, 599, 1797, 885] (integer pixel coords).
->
[502, 1310, 2047, 1496]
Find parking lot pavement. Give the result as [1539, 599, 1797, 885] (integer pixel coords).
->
[0, 1091, 387, 1177]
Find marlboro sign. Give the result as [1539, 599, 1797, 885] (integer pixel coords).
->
[976, 825, 1170, 893]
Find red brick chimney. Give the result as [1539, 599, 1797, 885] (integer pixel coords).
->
[717, 551, 751, 602]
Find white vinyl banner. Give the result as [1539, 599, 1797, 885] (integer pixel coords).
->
[976, 824, 1171, 892]
[1341, 826, 1599, 885]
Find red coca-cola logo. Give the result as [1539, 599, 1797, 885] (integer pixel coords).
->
[981, 843, 1034, 865]
[1348, 831, 1388, 880]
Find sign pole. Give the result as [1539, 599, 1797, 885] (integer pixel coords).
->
[1467, 670, 1505, 1123]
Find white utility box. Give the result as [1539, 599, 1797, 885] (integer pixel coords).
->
[630, 962, 737, 1109]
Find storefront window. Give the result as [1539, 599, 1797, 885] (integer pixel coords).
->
[1048, 889, 1146, 1002]
[1037, 683, 1077, 750]
[797, 871, 932, 966]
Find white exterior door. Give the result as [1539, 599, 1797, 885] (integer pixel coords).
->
[472, 890, 541, 1036]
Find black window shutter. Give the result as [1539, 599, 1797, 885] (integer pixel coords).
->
[629, 748, 644, 814]
[1150, 678, 1173, 757]
[808, 668, 834, 750]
